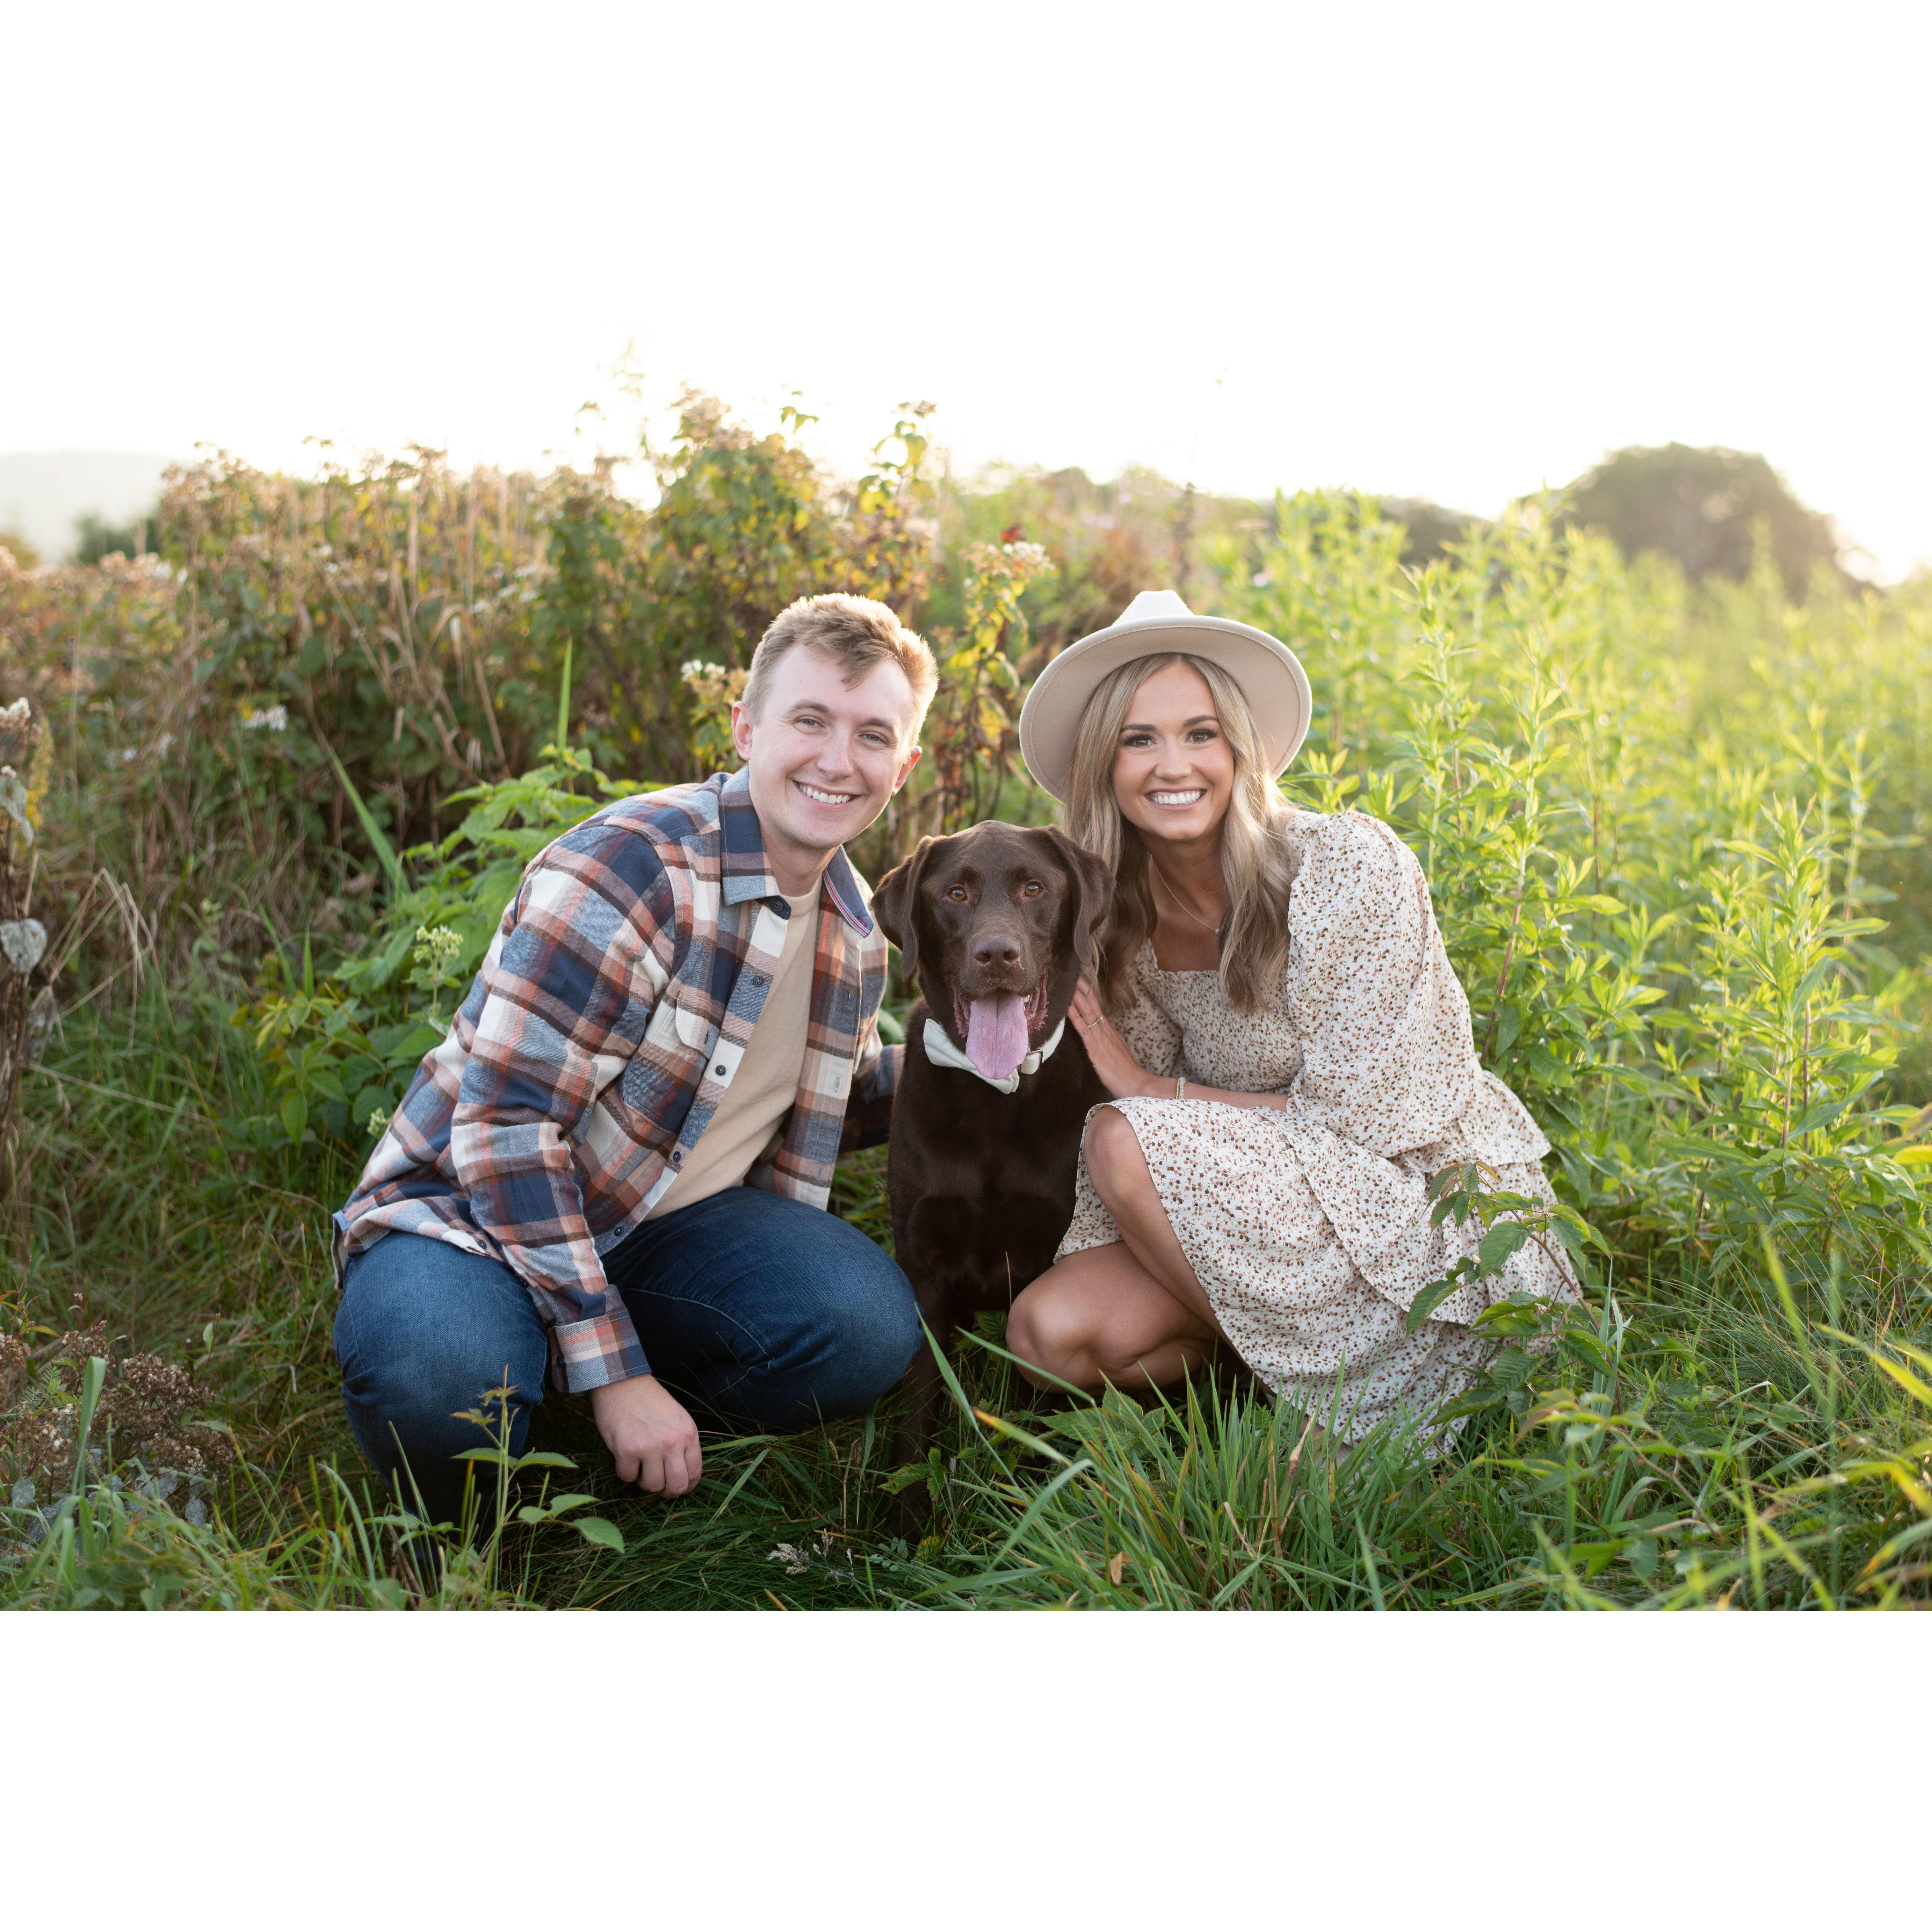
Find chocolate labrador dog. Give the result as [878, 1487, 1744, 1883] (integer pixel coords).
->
[870, 820, 1113, 1495]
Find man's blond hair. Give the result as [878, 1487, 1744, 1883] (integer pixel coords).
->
[743, 594, 938, 738]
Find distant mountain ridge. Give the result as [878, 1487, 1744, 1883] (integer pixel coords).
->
[0, 451, 177, 562]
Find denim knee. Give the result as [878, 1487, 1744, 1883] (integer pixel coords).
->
[607, 1189, 921, 1426]
[334, 1232, 548, 1511]
[797, 1225, 923, 1412]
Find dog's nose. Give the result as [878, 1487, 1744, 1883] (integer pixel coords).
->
[972, 933, 1022, 970]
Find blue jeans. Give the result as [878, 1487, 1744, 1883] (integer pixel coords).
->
[334, 1188, 920, 1520]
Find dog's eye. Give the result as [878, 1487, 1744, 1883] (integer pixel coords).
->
[1023, 880, 1044, 896]
[946, 885, 968, 902]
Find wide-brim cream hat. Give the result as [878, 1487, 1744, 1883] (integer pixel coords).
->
[1018, 589, 1312, 801]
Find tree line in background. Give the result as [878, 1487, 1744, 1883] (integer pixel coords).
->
[1, 430, 1861, 591]
[0, 410, 1877, 962]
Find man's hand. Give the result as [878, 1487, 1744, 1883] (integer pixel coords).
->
[589, 1375, 703, 1497]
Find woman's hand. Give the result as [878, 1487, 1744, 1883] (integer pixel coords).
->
[1069, 977, 1166, 1100]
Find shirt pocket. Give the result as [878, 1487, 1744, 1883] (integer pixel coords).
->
[672, 998, 717, 1054]
[646, 993, 718, 1059]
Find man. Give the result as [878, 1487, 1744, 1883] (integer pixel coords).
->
[333, 593, 933, 1519]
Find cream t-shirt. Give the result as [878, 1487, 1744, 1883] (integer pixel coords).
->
[646, 885, 819, 1220]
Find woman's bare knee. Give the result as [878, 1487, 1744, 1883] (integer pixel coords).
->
[1007, 1282, 1091, 1388]
[1006, 1292, 1040, 1363]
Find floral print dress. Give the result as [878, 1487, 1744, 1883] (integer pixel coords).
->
[1058, 809, 1578, 1443]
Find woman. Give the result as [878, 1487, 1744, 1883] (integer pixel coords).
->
[1006, 590, 1576, 1443]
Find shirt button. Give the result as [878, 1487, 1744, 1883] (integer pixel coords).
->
[751, 974, 766, 986]
[714, 1063, 726, 1077]
[670, 1150, 682, 1166]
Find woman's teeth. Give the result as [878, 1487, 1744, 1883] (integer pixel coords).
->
[798, 782, 858, 805]
[1149, 789, 1206, 806]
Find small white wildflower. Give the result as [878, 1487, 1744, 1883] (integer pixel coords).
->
[242, 704, 289, 733]
[681, 660, 748, 703]
[366, 1107, 392, 1139]
[767, 1543, 811, 1577]
[119, 746, 139, 763]
[412, 924, 462, 966]
[155, 731, 175, 756]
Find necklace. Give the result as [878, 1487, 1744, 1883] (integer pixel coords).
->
[1150, 863, 1229, 937]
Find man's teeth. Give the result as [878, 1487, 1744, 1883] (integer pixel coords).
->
[798, 783, 857, 805]
[1150, 789, 1205, 805]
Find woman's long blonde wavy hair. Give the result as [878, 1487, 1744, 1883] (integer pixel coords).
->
[1062, 652, 1297, 1015]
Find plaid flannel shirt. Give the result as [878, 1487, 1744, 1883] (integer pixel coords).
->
[334, 768, 899, 1394]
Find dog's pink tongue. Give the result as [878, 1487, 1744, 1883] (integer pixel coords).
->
[965, 993, 1030, 1081]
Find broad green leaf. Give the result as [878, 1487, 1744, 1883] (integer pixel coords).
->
[363, 924, 417, 991]
[338, 1054, 380, 1092]
[574, 1517, 625, 1553]
[1491, 1002, 1522, 1056]
[1405, 1272, 1469, 1333]
[1476, 1221, 1531, 1273]
[392, 1022, 446, 1062]
[351, 1085, 395, 1129]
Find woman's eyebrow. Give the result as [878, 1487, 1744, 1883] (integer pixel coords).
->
[1120, 714, 1221, 732]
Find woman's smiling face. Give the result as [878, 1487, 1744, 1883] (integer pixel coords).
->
[1109, 658, 1235, 847]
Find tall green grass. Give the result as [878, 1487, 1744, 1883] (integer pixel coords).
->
[5, 996, 1925, 1608]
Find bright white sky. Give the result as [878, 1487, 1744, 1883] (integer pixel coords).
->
[6, 1, 1929, 578]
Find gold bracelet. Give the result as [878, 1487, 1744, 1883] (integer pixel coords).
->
[1176, 1075, 1187, 1101]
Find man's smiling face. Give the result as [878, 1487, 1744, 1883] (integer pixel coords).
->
[731, 643, 924, 894]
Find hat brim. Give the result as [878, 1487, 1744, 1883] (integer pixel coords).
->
[1018, 614, 1312, 802]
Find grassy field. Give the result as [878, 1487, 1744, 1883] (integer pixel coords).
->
[3, 429, 1929, 1610]
[9, 1009, 1925, 1613]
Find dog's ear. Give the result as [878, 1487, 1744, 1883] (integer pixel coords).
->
[870, 835, 939, 984]
[1042, 827, 1115, 978]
